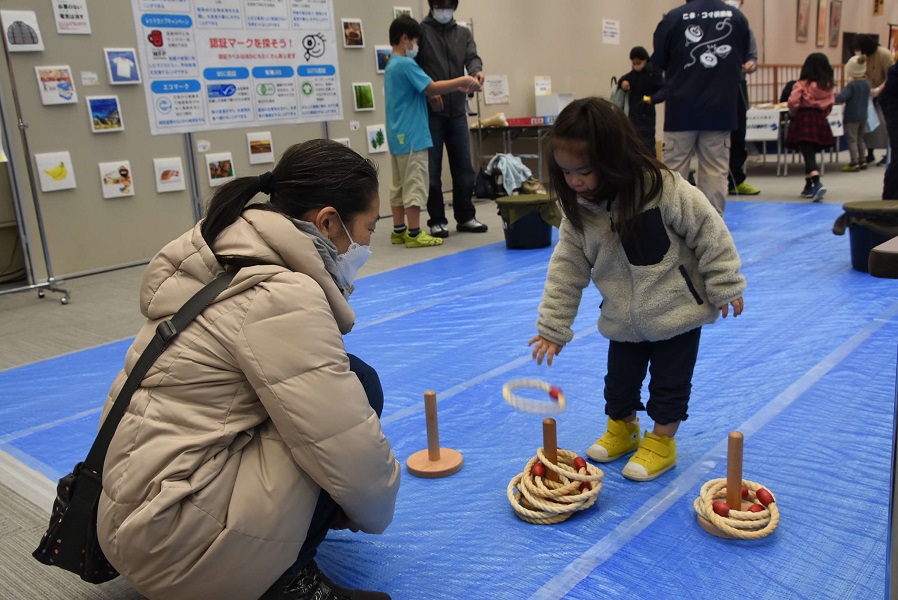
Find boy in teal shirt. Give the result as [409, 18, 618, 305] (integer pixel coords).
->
[385, 15, 479, 248]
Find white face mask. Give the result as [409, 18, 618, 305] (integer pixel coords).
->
[406, 41, 419, 59]
[335, 218, 371, 295]
[724, 0, 741, 8]
[433, 8, 454, 24]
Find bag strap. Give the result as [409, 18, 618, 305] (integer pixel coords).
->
[82, 270, 238, 474]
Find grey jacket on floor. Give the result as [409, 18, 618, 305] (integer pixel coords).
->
[536, 171, 746, 345]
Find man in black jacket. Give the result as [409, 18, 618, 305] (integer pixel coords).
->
[415, 0, 488, 238]
[653, 0, 751, 215]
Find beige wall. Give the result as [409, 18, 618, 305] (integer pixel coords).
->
[7, 0, 898, 280]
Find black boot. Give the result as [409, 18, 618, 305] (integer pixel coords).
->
[261, 561, 391, 600]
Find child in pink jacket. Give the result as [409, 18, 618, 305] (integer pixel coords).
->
[786, 52, 836, 202]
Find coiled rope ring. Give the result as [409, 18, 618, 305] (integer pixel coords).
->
[507, 448, 603, 524]
[693, 478, 780, 539]
[502, 378, 566, 414]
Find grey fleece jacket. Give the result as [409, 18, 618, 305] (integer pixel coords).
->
[415, 15, 482, 118]
[536, 171, 746, 345]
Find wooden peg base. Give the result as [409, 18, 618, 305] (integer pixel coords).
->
[696, 500, 755, 538]
[406, 448, 464, 478]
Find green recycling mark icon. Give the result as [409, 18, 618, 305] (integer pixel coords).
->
[256, 83, 275, 96]
[302, 81, 314, 96]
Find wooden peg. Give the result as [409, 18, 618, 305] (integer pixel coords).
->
[406, 391, 463, 478]
[543, 418, 558, 482]
[697, 430, 753, 538]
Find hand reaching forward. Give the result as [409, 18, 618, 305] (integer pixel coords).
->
[529, 335, 564, 366]
[720, 297, 744, 318]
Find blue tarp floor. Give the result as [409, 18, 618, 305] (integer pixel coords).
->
[0, 201, 895, 599]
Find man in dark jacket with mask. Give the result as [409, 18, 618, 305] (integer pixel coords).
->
[416, 0, 488, 238]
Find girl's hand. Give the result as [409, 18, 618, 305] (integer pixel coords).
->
[720, 297, 744, 318]
[528, 335, 564, 366]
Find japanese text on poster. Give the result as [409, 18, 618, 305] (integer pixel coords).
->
[131, 0, 343, 135]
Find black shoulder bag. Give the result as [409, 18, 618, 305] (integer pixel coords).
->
[32, 270, 237, 583]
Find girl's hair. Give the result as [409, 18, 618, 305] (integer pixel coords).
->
[546, 97, 667, 241]
[799, 52, 835, 90]
[201, 139, 378, 266]
[629, 46, 650, 61]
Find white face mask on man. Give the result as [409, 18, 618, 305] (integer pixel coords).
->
[432, 8, 454, 24]
[335, 218, 372, 295]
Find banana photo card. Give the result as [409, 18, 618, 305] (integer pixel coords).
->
[35, 151, 76, 192]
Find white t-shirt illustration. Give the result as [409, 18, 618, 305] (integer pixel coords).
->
[112, 57, 135, 80]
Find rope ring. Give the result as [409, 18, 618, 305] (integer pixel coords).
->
[507, 448, 604, 524]
[693, 478, 780, 539]
[502, 378, 566, 414]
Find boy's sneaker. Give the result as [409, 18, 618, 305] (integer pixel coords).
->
[800, 180, 814, 198]
[456, 219, 488, 233]
[405, 230, 443, 248]
[810, 181, 827, 202]
[390, 230, 407, 245]
[430, 224, 449, 238]
[622, 432, 677, 482]
[841, 164, 859, 172]
[586, 417, 640, 463]
[729, 181, 761, 195]
[260, 561, 391, 600]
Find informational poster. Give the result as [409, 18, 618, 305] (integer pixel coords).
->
[534, 76, 551, 97]
[131, 0, 343, 135]
[52, 0, 91, 35]
[35, 66, 78, 105]
[602, 19, 620, 45]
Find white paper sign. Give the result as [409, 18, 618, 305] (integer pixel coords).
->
[35, 152, 77, 192]
[1, 10, 45, 52]
[130, 0, 344, 135]
[153, 157, 186, 193]
[746, 109, 781, 142]
[98, 160, 135, 199]
[246, 131, 274, 164]
[206, 152, 235, 187]
[602, 19, 621, 45]
[81, 71, 99, 86]
[483, 74, 509, 105]
[534, 76, 551, 97]
[52, 0, 91, 35]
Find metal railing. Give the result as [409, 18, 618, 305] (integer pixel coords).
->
[747, 63, 846, 105]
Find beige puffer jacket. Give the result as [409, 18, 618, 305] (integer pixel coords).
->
[97, 208, 400, 600]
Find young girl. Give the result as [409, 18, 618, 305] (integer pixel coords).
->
[529, 97, 746, 482]
[617, 46, 667, 156]
[786, 52, 836, 201]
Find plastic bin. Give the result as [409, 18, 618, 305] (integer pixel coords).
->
[495, 194, 559, 249]
[832, 201, 898, 272]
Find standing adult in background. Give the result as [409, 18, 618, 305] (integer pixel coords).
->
[617, 46, 668, 156]
[877, 61, 898, 198]
[653, 0, 751, 215]
[854, 34, 894, 165]
[416, 0, 488, 238]
[725, 0, 761, 197]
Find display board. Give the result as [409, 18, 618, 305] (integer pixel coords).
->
[130, 0, 343, 134]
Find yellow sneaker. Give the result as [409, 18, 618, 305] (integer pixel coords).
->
[405, 230, 443, 248]
[585, 417, 640, 463]
[390, 229, 407, 244]
[622, 431, 677, 481]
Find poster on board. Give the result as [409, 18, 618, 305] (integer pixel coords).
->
[130, 0, 344, 135]
[246, 131, 274, 164]
[98, 160, 135, 199]
[104, 48, 141, 85]
[206, 152, 235, 187]
[51, 0, 91, 35]
[35, 151, 77, 192]
[35, 66, 78, 105]
[0, 10, 44, 52]
[153, 157, 186, 193]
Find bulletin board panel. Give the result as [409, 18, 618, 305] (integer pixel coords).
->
[0, 0, 424, 281]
